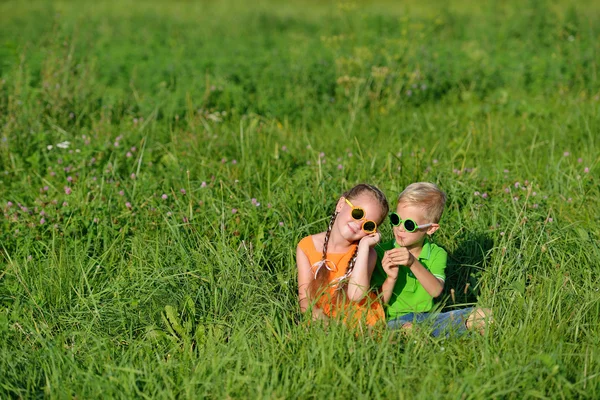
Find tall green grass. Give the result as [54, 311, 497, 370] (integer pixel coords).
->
[1, 0, 599, 398]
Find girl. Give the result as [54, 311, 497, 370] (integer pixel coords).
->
[296, 183, 389, 327]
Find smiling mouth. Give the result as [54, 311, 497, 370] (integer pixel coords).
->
[347, 223, 359, 234]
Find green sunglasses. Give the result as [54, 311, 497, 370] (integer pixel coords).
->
[389, 212, 433, 232]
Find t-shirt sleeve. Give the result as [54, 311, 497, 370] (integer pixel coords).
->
[428, 246, 447, 281]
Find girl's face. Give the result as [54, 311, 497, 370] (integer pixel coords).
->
[392, 202, 438, 249]
[335, 192, 385, 242]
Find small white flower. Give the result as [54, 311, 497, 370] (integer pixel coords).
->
[47, 145, 53, 150]
[56, 141, 70, 149]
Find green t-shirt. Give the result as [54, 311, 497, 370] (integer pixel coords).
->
[371, 238, 447, 320]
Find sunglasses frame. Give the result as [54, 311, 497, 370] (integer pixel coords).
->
[389, 212, 433, 233]
[344, 198, 377, 233]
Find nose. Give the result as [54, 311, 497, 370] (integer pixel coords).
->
[351, 219, 363, 228]
[394, 223, 407, 233]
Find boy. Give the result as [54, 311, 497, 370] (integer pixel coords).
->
[371, 182, 490, 336]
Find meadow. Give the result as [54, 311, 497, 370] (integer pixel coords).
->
[0, 0, 599, 398]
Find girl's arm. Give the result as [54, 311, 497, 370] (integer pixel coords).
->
[347, 242, 378, 301]
[297, 244, 329, 321]
[296, 244, 313, 313]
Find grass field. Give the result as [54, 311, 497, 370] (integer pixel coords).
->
[1, 0, 599, 398]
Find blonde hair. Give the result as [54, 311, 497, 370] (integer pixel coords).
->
[397, 182, 446, 223]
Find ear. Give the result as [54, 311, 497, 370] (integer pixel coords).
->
[335, 197, 346, 213]
[426, 223, 440, 236]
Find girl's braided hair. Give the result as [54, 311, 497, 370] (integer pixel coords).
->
[308, 183, 389, 302]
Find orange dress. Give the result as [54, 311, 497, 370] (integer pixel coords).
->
[298, 236, 385, 327]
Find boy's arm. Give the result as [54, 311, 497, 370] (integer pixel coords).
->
[379, 275, 398, 304]
[408, 260, 444, 298]
[384, 247, 445, 298]
[379, 251, 399, 304]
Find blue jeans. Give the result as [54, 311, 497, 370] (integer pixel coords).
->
[387, 307, 474, 337]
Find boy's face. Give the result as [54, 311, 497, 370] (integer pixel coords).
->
[392, 202, 439, 249]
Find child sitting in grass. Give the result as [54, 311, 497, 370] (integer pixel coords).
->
[371, 182, 491, 336]
[296, 183, 389, 328]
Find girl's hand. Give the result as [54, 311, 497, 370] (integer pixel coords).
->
[359, 231, 381, 248]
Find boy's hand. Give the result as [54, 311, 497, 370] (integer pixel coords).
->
[381, 251, 400, 279]
[382, 247, 415, 277]
[359, 232, 381, 248]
